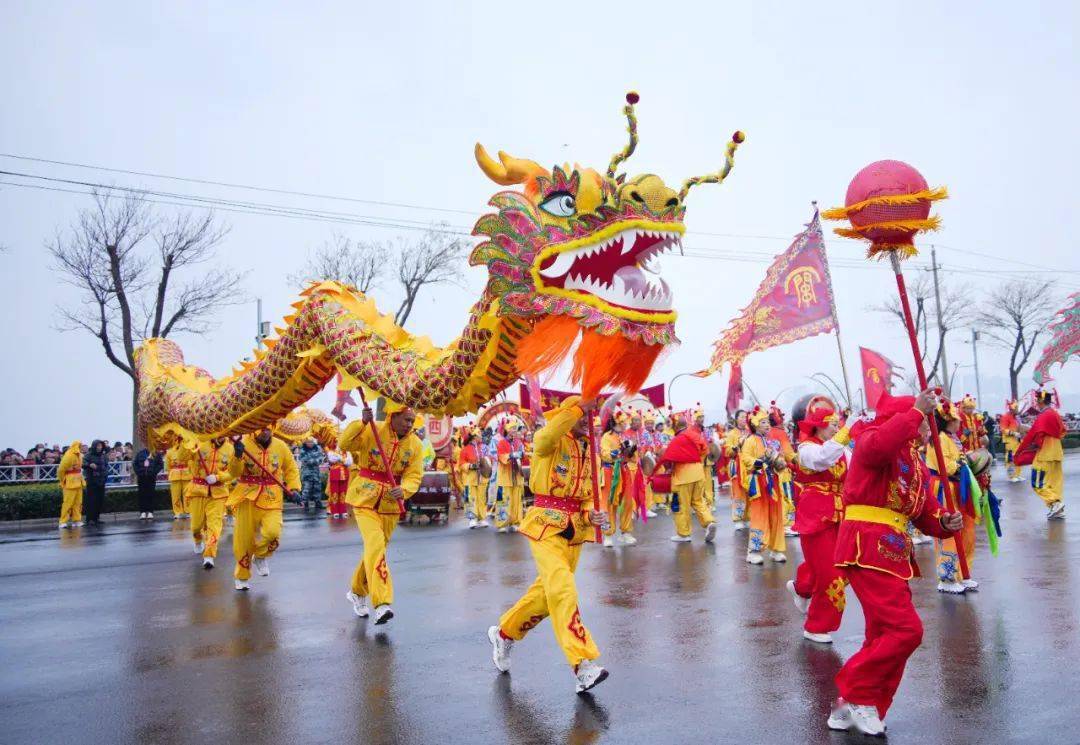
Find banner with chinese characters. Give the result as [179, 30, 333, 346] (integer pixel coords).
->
[700, 209, 838, 377]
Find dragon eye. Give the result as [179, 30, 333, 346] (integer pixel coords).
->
[539, 192, 576, 217]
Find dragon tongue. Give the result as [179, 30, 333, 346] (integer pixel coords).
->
[614, 265, 648, 297]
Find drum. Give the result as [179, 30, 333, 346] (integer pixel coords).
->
[641, 451, 657, 477]
[966, 448, 992, 476]
[649, 472, 672, 494]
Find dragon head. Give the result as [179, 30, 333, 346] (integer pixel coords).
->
[470, 92, 744, 397]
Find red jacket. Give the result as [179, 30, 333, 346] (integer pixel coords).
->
[835, 407, 954, 580]
[1014, 408, 1066, 466]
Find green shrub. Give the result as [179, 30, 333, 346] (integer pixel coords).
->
[0, 483, 171, 521]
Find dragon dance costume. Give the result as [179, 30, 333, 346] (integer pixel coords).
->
[832, 394, 957, 726]
[340, 407, 423, 620]
[187, 440, 231, 565]
[165, 442, 192, 519]
[790, 408, 850, 640]
[226, 435, 300, 588]
[492, 397, 606, 688]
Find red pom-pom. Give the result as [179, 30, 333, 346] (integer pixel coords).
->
[732, 130, 746, 144]
[626, 91, 640, 105]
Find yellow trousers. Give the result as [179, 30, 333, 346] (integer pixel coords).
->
[190, 497, 225, 558]
[350, 509, 399, 607]
[672, 479, 714, 537]
[59, 487, 83, 525]
[499, 533, 600, 668]
[748, 495, 785, 553]
[464, 484, 487, 521]
[703, 472, 715, 509]
[936, 516, 977, 582]
[1031, 460, 1064, 506]
[1005, 443, 1022, 480]
[170, 481, 190, 517]
[494, 485, 524, 529]
[232, 501, 282, 580]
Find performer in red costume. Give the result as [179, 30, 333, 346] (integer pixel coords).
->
[829, 390, 962, 737]
[788, 405, 850, 644]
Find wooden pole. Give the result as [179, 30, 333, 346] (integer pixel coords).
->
[584, 409, 604, 544]
[356, 388, 407, 519]
[889, 253, 969, 578]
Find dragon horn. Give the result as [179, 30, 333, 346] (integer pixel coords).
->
[678, 131, 746, 201]
[606, 91, 640, 179]
[474, 143, 547, 186]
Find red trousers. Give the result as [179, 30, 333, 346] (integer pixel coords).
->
[793, 524, 845, 633]
[835, 567, 924, 718]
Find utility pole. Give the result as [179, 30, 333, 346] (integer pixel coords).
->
[971, 328, 983, 405]
[930, 245, 951, 394]
[255, 298, 269, 349]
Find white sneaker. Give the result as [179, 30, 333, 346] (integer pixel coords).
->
[478, 520, 489, 528]
[58, 522, 69, 530]
[669, 535, 691, 543]
[1048, 501, 1065, 519]
[645, 510, 657, 518]
[509, 525, 518, 532]
[787, 580, 809, 615]
[827, 699, 853, 731]
[734, 521, 748, 531]
[769, 551, 787, 563]
[704, 522, 717, 544]
[173, 514, 181, 521]
[234, 579, 250, 591]
[346, 591, 369, 618]
[573, 659, 609, 694]
[746, 551, 764, 565]
[254, 557, 270, 577]
[202, 557, 215, 570]
[73, 521, 85, 527]
[961, 579, 979, 591]
[147, 512, 154, 520]
[193, 542, 204, 554]
[784, 527, 799, 537]
[373, 604, 394, 625]
[620, 534, 637, 546]
[139, 512, 147, 519]
[488, 625, 513, 673]
[803, 630, 833, 643]
[603, 536, 615, 548]
[468, 518, 478, 529]
[497, 527, 509, 534]
[937, 581, 966, 594]
[848, 703, 886, 736]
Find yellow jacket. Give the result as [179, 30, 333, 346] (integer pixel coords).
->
[495, 437, 526, 488]
[165, 444, 193, 483]
[519, 401, 597, 545]
[456, 443, 484, 489]
[58, 442, 84, 490]
[926, 433, 962, 476]
[339, 420, 423, 514]
[226, 436, 300, 509]
[186, 442, 232, 500]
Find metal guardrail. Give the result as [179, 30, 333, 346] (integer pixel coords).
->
[0, 461, 165, 488]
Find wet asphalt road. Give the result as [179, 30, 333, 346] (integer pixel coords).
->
[1, 456, 1078, 745]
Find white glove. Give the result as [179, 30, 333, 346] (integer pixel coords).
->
[344, 454, 354, 467]
[206, 475, 218, 485]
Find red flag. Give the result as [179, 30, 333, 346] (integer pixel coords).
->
[520, 382, 666, 411]
[725, 362, 744, 415]
[859, 346, 899, 409]
[703, 209, 838, 376]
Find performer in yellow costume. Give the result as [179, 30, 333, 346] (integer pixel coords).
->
[927, 402, 978, 594]
[457, 427, 488, 528]
[599, 410, 637, 547]
[226, 428, 300, 591]
[662, 414, 718, 544]
[693, 405, 719, 511]
[58, 440, 85, 529]
[341, 401, 424, 625]
[494, 417, 527, 533]
[165, 440, 193, 520]
[999, 400, 1023, 483]
[724, 410, 750, 530]
[488, 396, 611, 694]
[741, 407, 787, 564]
[186, 437, 231, 569]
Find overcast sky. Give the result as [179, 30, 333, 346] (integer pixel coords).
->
[2, 2, 1078, 448]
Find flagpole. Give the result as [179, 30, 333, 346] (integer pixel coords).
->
[833, 327, 854, 408]
[816, 201, 853, 409]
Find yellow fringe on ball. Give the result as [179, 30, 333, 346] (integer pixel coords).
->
[831, 216, 942, 239]
[821, 187, 948, 220]
[866, 244, 920, 260]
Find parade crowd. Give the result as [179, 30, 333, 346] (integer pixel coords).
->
[37, 388, 1070, 736]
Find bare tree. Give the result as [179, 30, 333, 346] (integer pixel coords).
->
[869, 272, 972, 386]
[974, 279, 1057, 399]
[392, 225, 469, 326]
[288, 233, 388, 293]
[50, 190, 245, 443]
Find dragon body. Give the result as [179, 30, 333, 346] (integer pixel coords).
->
[135, 93, 743, 446]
